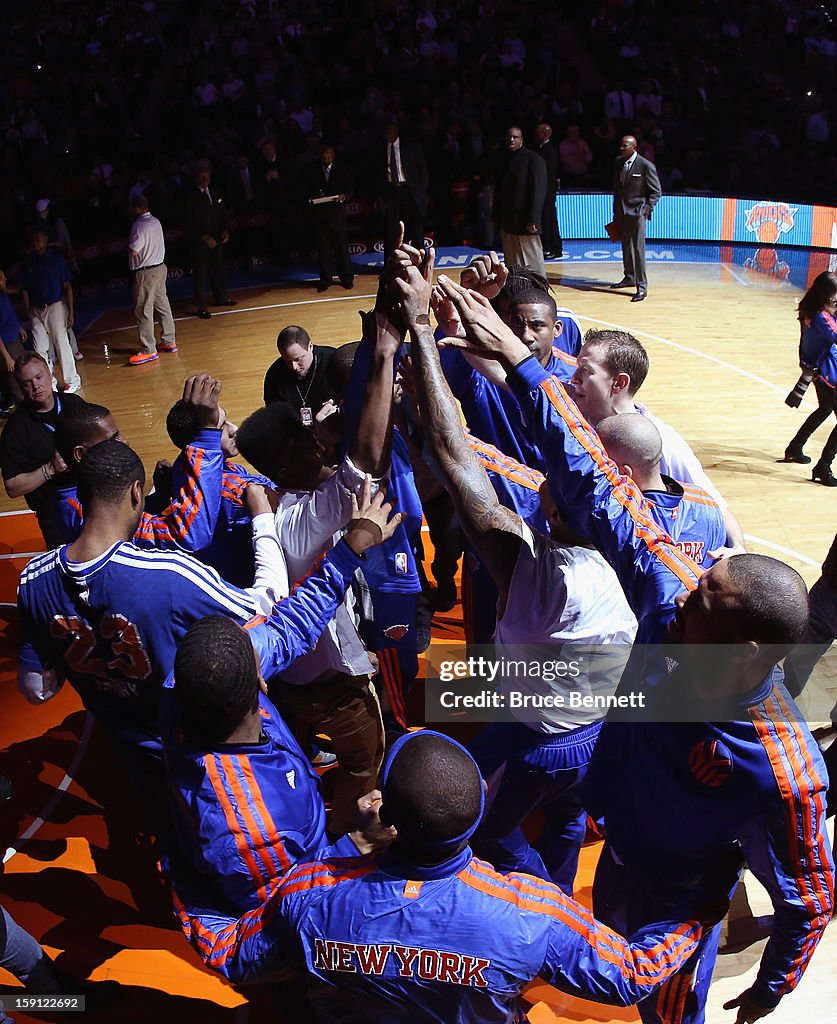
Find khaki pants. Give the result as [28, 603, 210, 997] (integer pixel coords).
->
[272, 673, 384, 837]
[30, 301, 80, 391]
[132, 264, 176, 354]
[501, 230, 547, 278]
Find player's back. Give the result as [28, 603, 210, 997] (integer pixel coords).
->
[278, 853, 561, 1024]
[18, 541, 258, 736]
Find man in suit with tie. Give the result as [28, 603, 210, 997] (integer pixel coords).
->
[306, 143, 354, 292]
[494, 125, 547, 278]
[184, 165, 236, 319]
[381, 122, 428, 256]
[611, 136, 661, 303]
[534, 123, 563, 259]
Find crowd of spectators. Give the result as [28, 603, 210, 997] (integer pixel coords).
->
[1, 0, 836, 276]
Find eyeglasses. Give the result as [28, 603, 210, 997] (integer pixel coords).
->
[509, 315, 551, 331]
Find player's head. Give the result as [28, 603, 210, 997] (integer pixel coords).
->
[54, 402, 121, 474]
[174, 616, 262, 743]
[326, 341, 359, 402]
[236, 401, 330, 489]
[798, 271, 837, 322]
[497, 265, 553, 322]
[537, 478, 592, 546]
[166, 399, 238, 460]
[570, 329, 649, 425]
[14, 353, 53, 411]
[77, 438, 145, 531]
[132, 194, 150, 216]
[507, 289, 562, 367]
[380, 731, 484, 864]
[277, 326, 313, 379]
[668, 555, 808, 699]
[596, 413, 663, 490]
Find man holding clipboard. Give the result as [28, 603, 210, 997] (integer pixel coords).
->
[608, 135, 661, 303]
[306, 143, 354, 293]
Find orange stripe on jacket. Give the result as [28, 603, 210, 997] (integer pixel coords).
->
[204, 754, 272, 902]
[539, 377, 701, 589]
[237, 754, 293, 878]
[750, 695, 833, 990]
[218, 755, 282, 901]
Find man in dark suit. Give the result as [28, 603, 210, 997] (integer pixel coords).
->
[184, 165, 236, 319]
[610, 135, 662, 302]
[305, 143, 354, 292]
[380, 123, 428, 255]
[534, 123, 563, 259]
[494, 124, 547, 277]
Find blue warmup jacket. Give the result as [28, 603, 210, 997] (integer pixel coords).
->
[50, 429, 225, 551]
[506, 356, 835, 1008]
[441, 346, 575, 472]
[798, 310, 837, 387]
[180, 845, 704, 1022]
[162, 688, 358, 920]
[17, 537, 364, 749]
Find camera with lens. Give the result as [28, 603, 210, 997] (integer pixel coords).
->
[785, 366, 816, 408]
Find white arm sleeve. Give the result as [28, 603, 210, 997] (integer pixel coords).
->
[18, 666, 64, 705]
[245, 512, 290, 613]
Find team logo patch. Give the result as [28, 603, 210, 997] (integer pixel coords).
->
[394, 551, 408, 575]
[688, 738, 733, 788]
[383, 624, 410, 641]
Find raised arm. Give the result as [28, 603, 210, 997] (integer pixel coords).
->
[397, 259, 526, 600]
[434, 277, 702, 637]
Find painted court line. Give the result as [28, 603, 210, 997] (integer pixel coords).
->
[82, 291, 378, 338]
[579, 314, 787, 395]
[3, 710, 95, 864]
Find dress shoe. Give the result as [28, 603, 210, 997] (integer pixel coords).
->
[317, 282, 330, 293]
[631, 290, 647, 302]
[197, 308, 212, 319]
[216, 297, 237, 306]
[782, 446, 811, 464]
[340, 278, 354, 289]
[610, 277, 634, 289]
[812, 465, 837, 486]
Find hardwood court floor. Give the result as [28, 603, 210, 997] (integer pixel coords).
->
[0, 255, 835, 1022]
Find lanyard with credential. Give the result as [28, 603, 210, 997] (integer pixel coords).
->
[41, 393, 62, 433]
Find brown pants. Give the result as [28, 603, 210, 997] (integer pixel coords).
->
[272, 673, 384, 837]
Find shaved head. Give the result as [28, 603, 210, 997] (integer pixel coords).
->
[597, 413, 663, 484]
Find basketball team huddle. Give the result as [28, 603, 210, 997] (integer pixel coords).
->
[10, 236, 835, 1024]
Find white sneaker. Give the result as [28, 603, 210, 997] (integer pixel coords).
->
[63, 379, 83, 395]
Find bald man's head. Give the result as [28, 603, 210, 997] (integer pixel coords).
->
[597, 413, 663, 489]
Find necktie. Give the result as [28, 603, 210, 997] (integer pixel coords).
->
[203, 188, 212, 206]
[389, 143, 399, 184]
[324, 164, 330, 183]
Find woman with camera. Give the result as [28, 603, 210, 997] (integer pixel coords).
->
[783, 271, 837, 485]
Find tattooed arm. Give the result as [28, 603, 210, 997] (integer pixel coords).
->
[396, 255, 527, 609]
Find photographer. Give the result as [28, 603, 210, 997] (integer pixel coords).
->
[782, 271, 837, 484]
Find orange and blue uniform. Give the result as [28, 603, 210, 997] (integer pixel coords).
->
[161, 689, 360, 919]
[51, 428, 225, 552]
[507, 355, 835, 1022]
[179, 846, 705, 1022]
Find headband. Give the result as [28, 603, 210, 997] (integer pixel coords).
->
[382, 730, 485, 853]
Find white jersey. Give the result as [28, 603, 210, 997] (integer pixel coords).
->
[637, 404, 727, 509]
[494, 525, 637, 733]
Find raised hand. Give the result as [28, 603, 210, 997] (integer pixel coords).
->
[181, 373, 223, 430]
[460, 251, 509, 300]
[392, 250, 435, 331]
[344, 476, 404, 555]
[433, 276, 529, 365]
